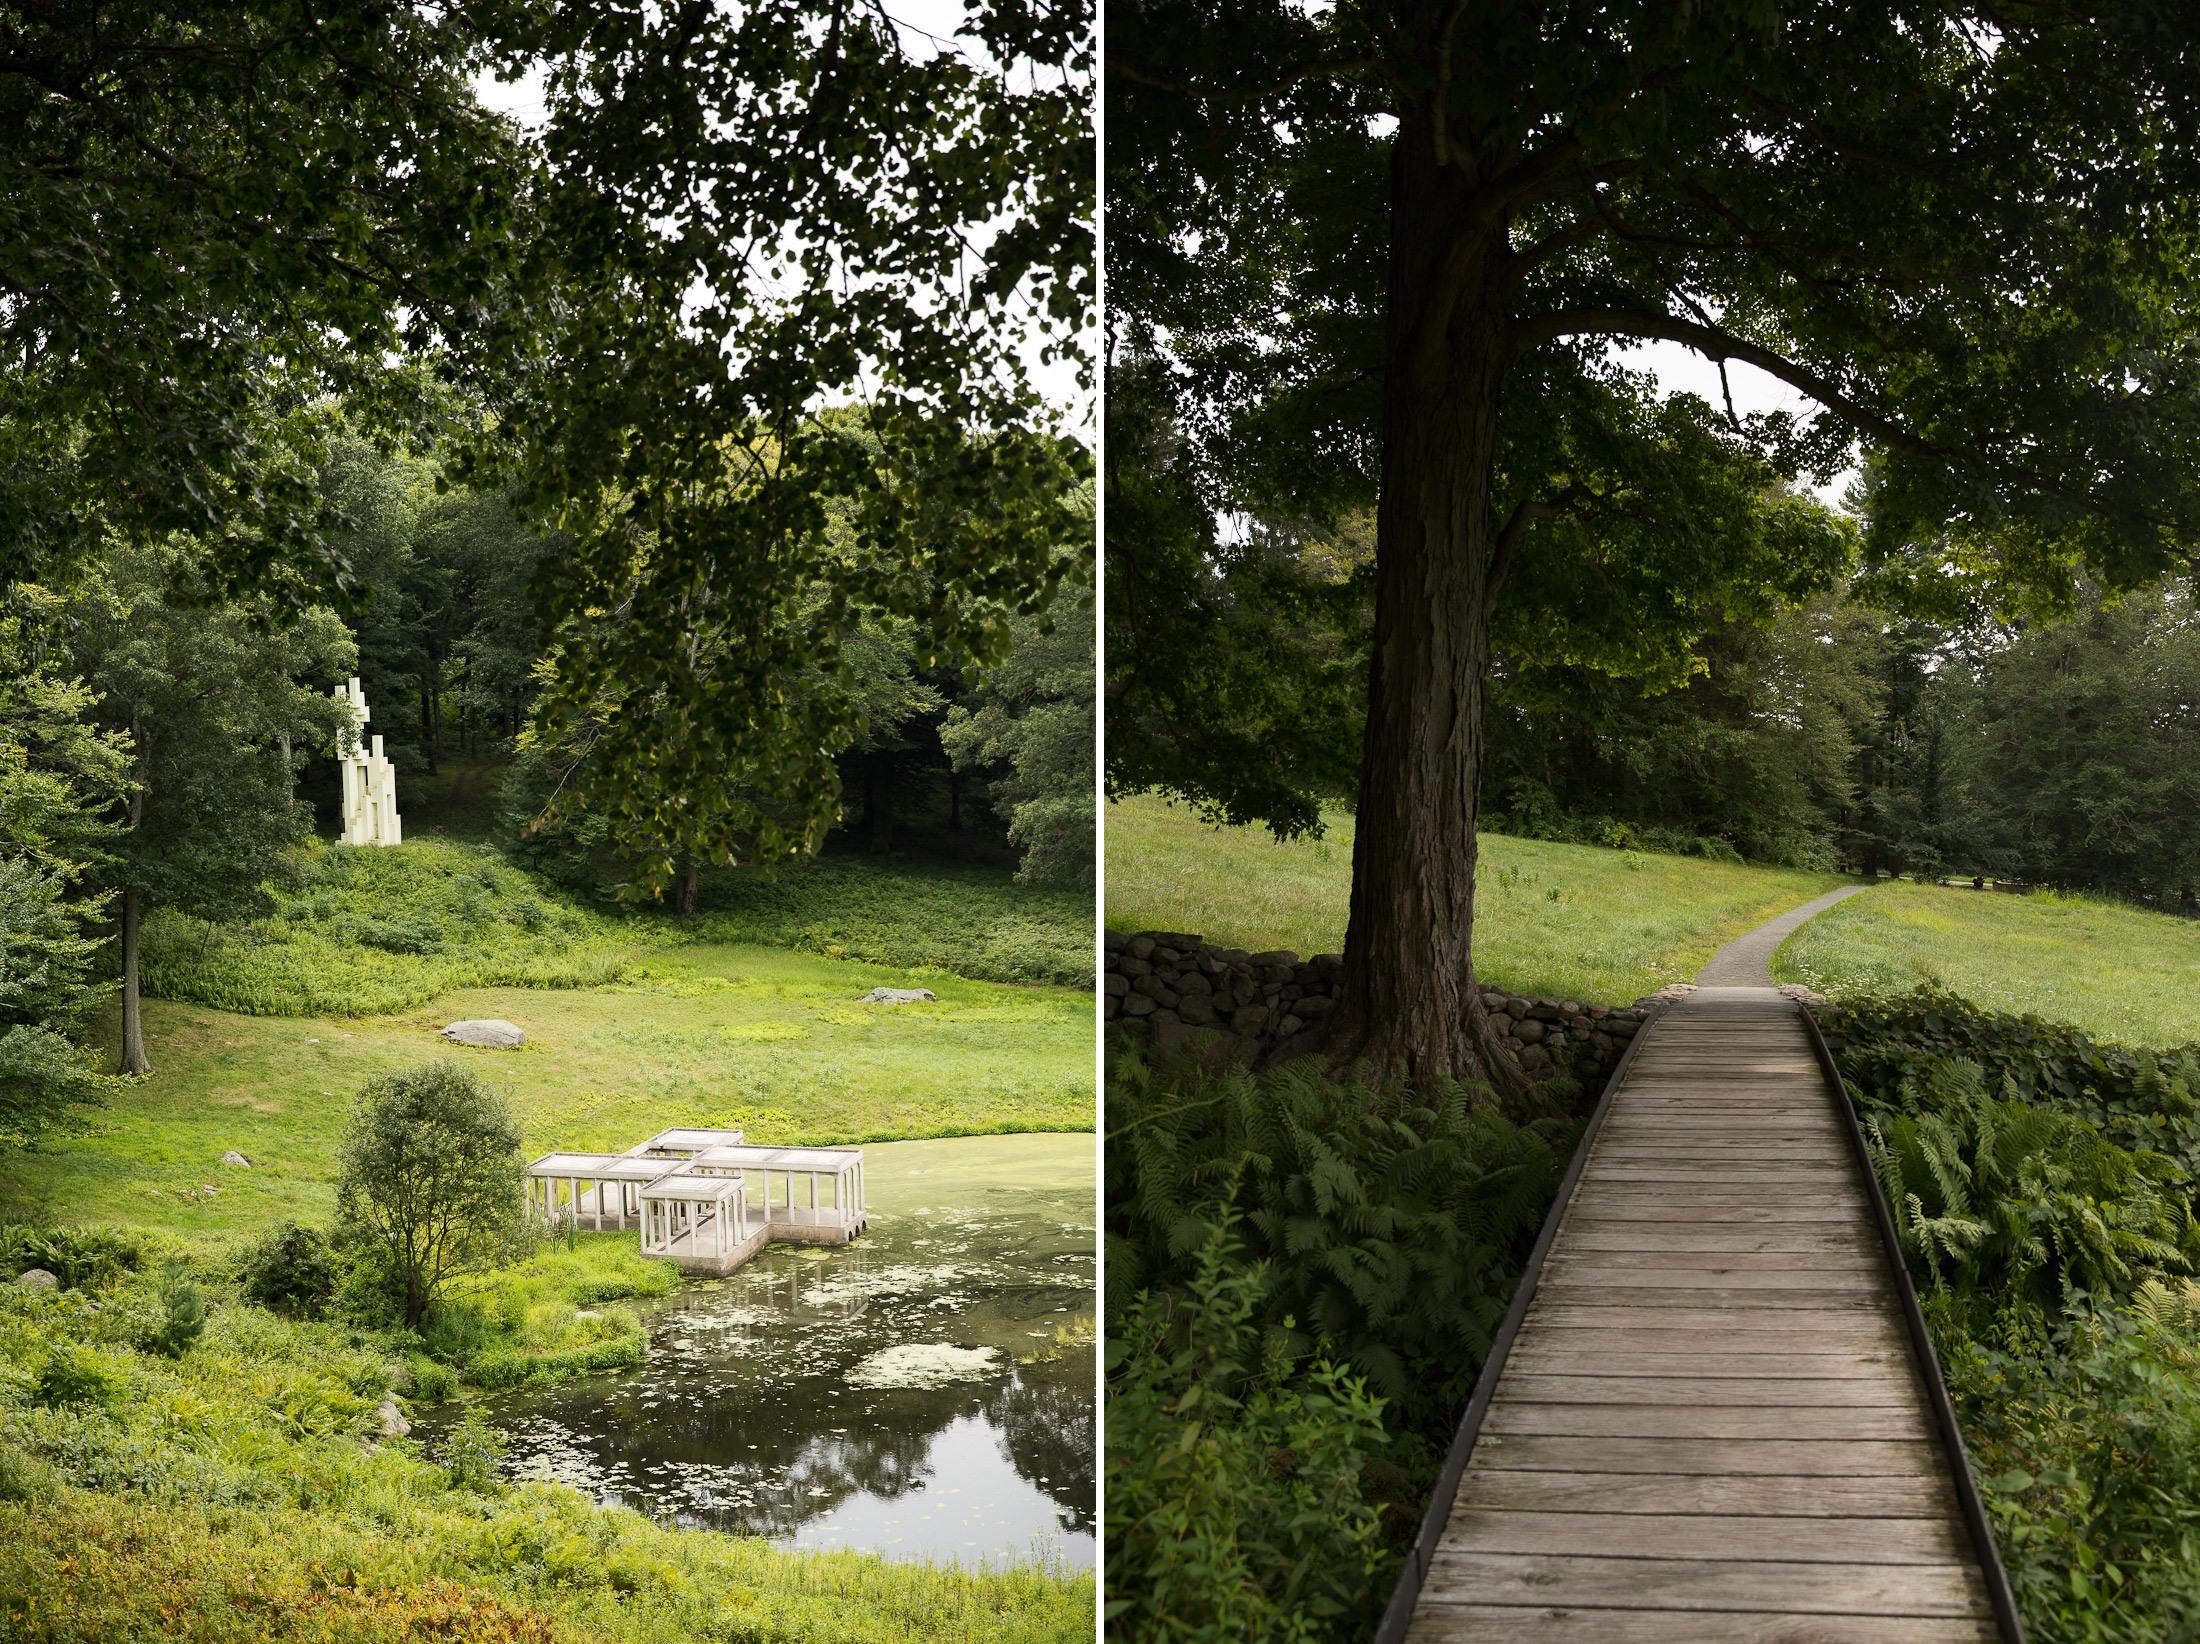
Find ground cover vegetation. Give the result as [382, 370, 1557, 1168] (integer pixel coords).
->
[1103, 1047, 1576, 1641]
[0, 1246, 1090, 1644]
[1825, 991, 2200, 1640]
[1108, 3, 2200, 1098]
[1107, 792, 1843, 1004]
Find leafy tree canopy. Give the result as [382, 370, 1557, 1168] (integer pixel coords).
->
[1108, 0, 2200, 1081]
[460, 0, 1094, 888]
[0, 0, 530, 601]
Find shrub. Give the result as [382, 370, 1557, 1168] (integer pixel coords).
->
[143, 1260, 205, 1358]
[420, 1300, 493, 1365]
[1106, 1209, 1389, 1644]
[33, 1344, 128, 1411]
[442, 1407, 508, 1492]
[335, 1062, 526, 1329]
[405, 1354, 460, 1402]
[1105, 1048, 1575, 1644]
[1108, 1047, 1574, 1432]
[237, 1222, 338, 1318]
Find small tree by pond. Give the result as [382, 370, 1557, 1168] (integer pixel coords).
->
[335, 1062, 524, 1329]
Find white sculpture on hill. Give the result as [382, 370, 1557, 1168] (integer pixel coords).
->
[332, 677, 403, 847]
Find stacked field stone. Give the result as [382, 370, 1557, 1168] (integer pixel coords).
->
[1105, 929, 1653, 1079]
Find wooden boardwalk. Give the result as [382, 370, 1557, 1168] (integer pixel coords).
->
[1392, 988, 2017, 1642]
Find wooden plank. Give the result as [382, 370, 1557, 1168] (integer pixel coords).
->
[1536, 1266, 1891, 1293]
[1498, 1374, 1920, 1408]
[1534, 1285, 1891, 1310]
[1531, 1311, 1909, 1346]
[1406, 1607, 1998, 1643]
[1506, 1348, 1906, 1377]
[1562, 1201, 1869, 1221]
[1420, 1553, 1987, 1617]
[1471, 1433, 1946, 1477]
[1543, 1248, 1882, 1273]
[1438, 1508, 1968, 1564]
[1559, 1229, 1869, 1254]
[1453, 1469, 1957, 1517]
[1483, 1402, 1934, 1442]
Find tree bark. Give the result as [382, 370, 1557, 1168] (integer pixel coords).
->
[1323, 123, 1530, 1104]
[867, 753, 894, 853]
[677, 857, 701, 918]
[421, 644, 440, 774]
[120, 890, 149, 1076]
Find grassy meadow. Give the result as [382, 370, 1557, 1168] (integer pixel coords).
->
[4, 940, 1090, 1241]
[1105, 793, 1846, 1004]
[0, 833, 1096, 1643]
[1775, 880, 2200, 1047]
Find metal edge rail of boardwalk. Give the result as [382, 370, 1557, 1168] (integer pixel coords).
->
[1797, 999, 2027, 1644]
[1370, 1002, 1672, 1644]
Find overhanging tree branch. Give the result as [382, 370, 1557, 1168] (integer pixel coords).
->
[1104, 51, 1380, 104]
[1510, 305, 1944, 459]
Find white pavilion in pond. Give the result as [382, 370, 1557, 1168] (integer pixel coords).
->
[524, 1126, 867, 1276]
[332, 676, 402, 846]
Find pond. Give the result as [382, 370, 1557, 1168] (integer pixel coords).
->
[457, 1132, 1094, 1570]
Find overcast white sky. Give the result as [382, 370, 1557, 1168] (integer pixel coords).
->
[1618, 339, 1860, 507]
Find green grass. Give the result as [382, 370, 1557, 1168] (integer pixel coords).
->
[0, 1269, 1091, 1643]
[4, 941, 1092, 1238]
[143, 839, 1092, 1020]
[1775, 880, 2200, 1047]
[1105, 793, 1847, 1005]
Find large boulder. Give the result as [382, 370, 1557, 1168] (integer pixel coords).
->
[14, 1268, 57, 1291]
[441, 1019, 525, 1049]
[862, 988, 936, 1005]
[219, 1150, 252, 1168]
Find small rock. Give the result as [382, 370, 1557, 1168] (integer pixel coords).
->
[14, 1268, 58, 1291]
[200, 1184, 219, 1195]
[389, 1361, 415, 1394]
[376, 1397, 410, 1438]
[862, 988, 937, 1005]
[219, 1150, 252, 1168]
[441, 1019, 526, 1048]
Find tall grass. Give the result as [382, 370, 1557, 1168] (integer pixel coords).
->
[141, 841, 1094, 1020]
[141, 842, 651, 1017]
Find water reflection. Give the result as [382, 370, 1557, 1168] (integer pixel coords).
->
[453, 1133, 1094, 1569]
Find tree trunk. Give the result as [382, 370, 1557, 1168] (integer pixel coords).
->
[947, 767, 962, 831]
[421, 645, 440, 774]
[868, 753, 894, 853]
[1323, 126, 1529, 1103]
[677, 857, 701, 918]
[120, 890, 150, 1076]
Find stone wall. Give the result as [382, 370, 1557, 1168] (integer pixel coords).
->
[1105, 929, 1655, 1084]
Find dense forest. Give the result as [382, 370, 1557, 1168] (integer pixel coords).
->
[0, 421, 1092, 1135]
[1110, 473, 2200, 906]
